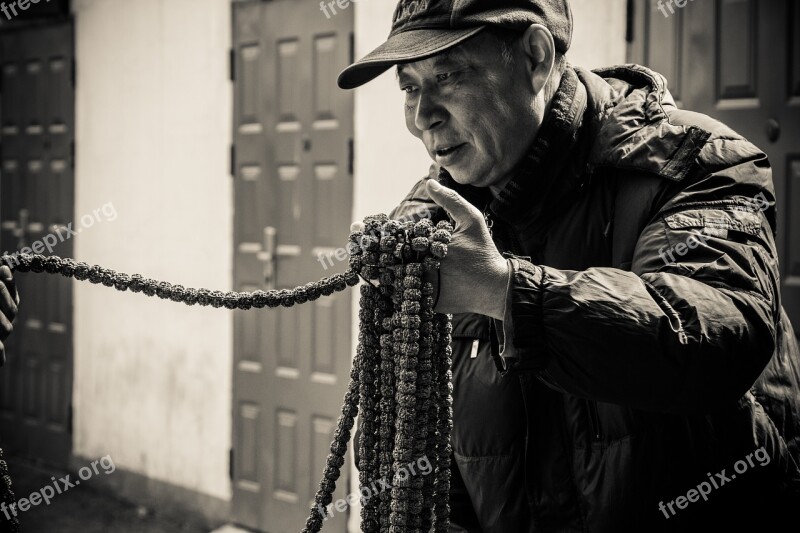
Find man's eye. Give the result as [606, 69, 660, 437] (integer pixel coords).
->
[401, 86, 417, 94]
[436, 73, 451, 82]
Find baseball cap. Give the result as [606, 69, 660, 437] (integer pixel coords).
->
[337, 0, 573, 89]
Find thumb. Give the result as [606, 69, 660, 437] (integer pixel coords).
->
[425, 180, 477, 229]
[1, 266, 19, 306]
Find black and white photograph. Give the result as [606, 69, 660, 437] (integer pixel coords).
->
[0, 0, 798, 531]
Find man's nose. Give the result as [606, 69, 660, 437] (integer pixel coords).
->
[414, 90, 445, 131]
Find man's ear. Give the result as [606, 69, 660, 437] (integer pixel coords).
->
[521, 24, 555, 95]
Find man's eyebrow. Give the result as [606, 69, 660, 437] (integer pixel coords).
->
[396, 49, 464, 80]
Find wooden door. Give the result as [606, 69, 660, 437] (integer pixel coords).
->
[629, 0, 800, 331]
[231, 1, 354, 531]
[0, 21, 75, 467]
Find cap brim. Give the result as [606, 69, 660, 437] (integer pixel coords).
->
[337, 26, 486, 90]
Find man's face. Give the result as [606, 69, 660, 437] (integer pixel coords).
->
[398, 32, 539, 189]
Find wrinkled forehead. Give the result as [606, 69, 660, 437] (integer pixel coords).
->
[395, 37, 486, 78]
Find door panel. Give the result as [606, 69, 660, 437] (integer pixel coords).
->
[0, 22, 75, 467]
[630, 0, 800, 331]
[232, 2, 354, 531]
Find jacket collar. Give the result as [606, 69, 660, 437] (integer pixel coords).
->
[430, 64, 714, 233]
[435, 66, 590, 230]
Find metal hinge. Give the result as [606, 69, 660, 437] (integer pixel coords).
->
[229, 48, 235, 82]
[348, 138, 354, 175]
[349, 32, 355, 64]
[230, 144, 236, 178]
[626, 0, 635, 43]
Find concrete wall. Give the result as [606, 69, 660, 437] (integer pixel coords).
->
[568, 0, 628, 70]
[72, 0, 232, 514]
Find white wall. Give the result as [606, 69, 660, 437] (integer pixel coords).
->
[568, 0, 628, 69]
[72, 0, 232, 503]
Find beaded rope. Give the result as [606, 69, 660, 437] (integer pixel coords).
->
[303, 214, 454, 533]
[0, 214, 454, 533]
[0, 449, 18, 533]
[0, 254, 360, 308]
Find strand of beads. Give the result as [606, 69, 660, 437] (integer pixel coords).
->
[389, 262, 422, 532]
[358, 282, 383, 533]
[432, 313, 453, 532]
[303, 359, 361, 533]
[302, 214, 453, 533]
[377, 302, 397, 533]
[0, 254, 359, 309]
[0, 449, 19, 533]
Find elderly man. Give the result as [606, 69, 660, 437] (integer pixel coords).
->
[339, 0, 800, 531]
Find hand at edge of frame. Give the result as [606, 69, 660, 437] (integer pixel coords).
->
[0, 265, 20, 367]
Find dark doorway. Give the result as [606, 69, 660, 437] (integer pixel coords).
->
[0, 16, 75, 468]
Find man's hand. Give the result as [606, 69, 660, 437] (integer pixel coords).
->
[425, 180, 509, 319]
[0, 265, 20, 367]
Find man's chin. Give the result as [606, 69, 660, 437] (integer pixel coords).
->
[444, 166, 492, 188]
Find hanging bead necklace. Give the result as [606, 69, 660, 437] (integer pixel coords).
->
[0, 214, 455, 533]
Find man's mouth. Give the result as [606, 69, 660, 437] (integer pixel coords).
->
[434, 144, 464, 157]
[434, 144, 467, 165]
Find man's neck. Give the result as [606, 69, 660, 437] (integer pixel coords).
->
[488, 174, 514, 199]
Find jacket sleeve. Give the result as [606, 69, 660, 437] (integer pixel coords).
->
[494, 157, 782, 414]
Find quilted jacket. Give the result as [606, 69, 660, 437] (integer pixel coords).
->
[389, 64, 800, 532]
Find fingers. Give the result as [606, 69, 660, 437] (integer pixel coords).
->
[0, 266, 19, 307]
[425, 180, 481, 229]
[0, 265, 18, 317]
[0, 267, 16, 369]
[0, 281, 17, 323]
[0, 312, 12, 342]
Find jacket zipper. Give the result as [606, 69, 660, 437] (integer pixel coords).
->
[483, 207, 524, 256]
[482, 207, 495, 238]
